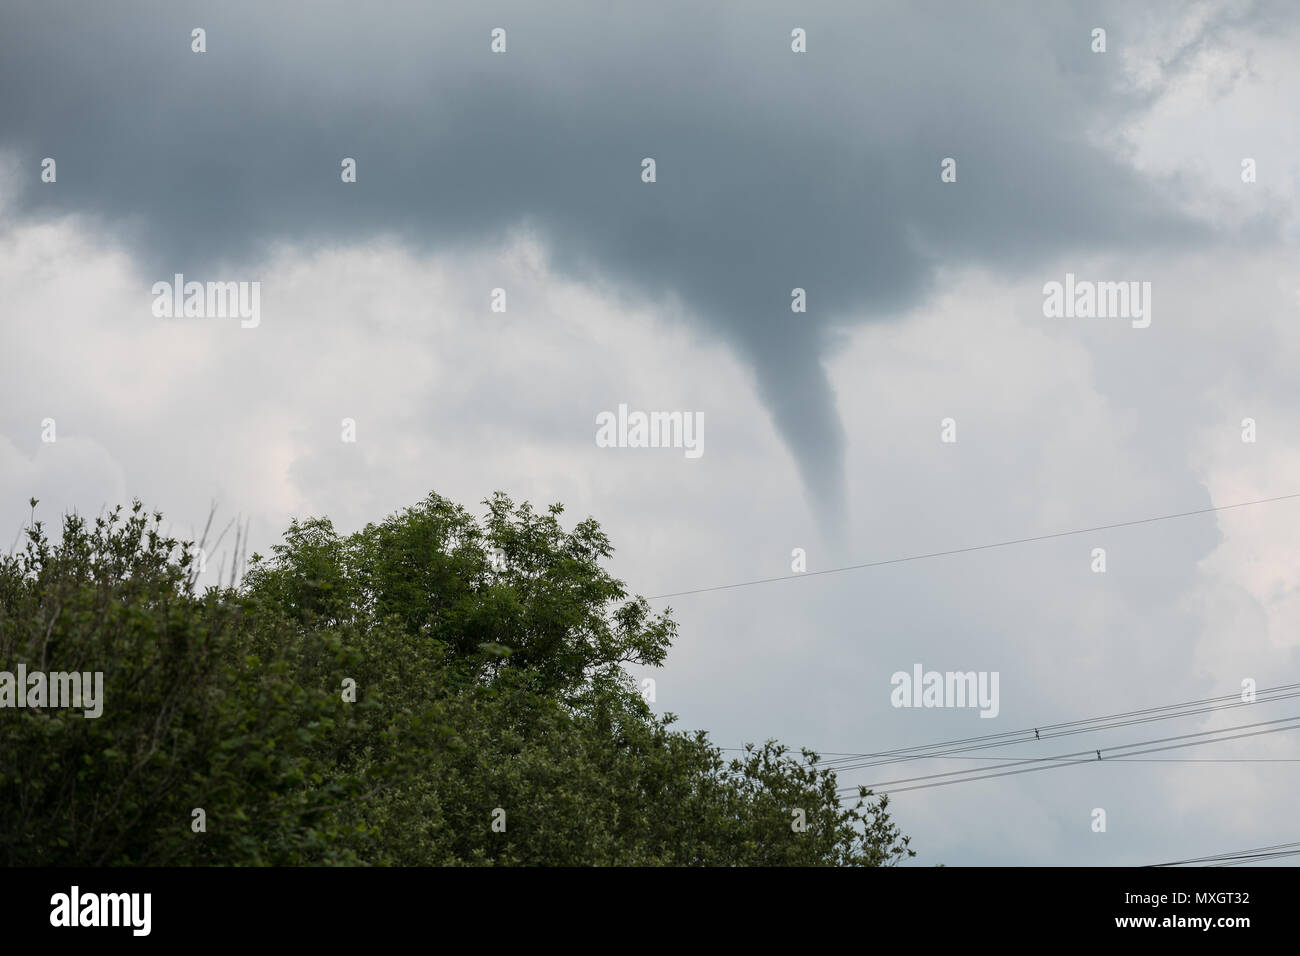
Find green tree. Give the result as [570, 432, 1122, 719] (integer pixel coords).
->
[0, 493, 916, 866]
[0, 501, 388, 864]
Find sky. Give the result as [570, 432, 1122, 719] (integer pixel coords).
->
[2, 0, 1300, 866]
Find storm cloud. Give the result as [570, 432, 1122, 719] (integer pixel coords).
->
[0, 0, 1276, 531]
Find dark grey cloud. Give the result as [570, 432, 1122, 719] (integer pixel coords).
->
[0, 0, 1277, 533]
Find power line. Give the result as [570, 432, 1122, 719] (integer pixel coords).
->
[840, 712, 1300, 791]
[839, 717, 1300, 796]
[648, 491, 1300, 599]
[822, 689, 1300, 775]
[836, 714, 1300, 797]
[746, 681, 1300, 774]
[1212, 850, 1300, 866]
[830, 755, 1300, 763]
[1150, 839, 1300, 867]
